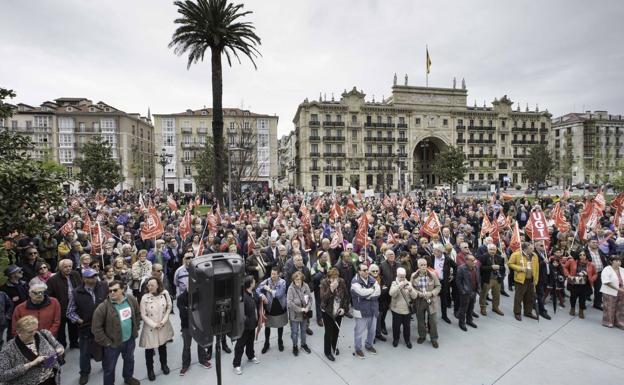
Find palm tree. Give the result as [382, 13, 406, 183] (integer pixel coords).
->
[169, 0, 261, 207]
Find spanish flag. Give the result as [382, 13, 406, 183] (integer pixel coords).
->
[426, 47, 432, 74]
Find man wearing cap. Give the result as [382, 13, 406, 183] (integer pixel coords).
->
[11, 281, 61, 336]
[68, 269, 109, 385]
[47, 258, 82, 348]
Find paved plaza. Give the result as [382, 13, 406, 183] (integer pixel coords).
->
[63, 291, 623, 385]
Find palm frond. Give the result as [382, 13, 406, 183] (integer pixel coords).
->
[169, 0, 262, 69]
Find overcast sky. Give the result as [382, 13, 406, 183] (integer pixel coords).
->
[1, 0, 623, 136]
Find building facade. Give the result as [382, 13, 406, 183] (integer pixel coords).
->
[1, 98, 154, 192]
[277, 132, 296, 189]
[152, 108, 279, 194]
[292, 79, 552, 193]
[551, 111, 624, 186]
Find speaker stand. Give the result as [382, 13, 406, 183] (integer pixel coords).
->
[215, 338, 222, 385]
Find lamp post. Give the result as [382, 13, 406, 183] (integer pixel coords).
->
[157, 147, 173, 201]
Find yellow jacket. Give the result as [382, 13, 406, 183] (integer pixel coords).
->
[508, 250, 539, 286]
[57, 241, 71, 258]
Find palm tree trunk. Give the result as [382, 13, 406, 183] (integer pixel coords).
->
[211, 48, 224, 206]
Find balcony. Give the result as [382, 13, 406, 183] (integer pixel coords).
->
[310, 152, 320, 157]
[309, 135, 321, 141]
[397, 137, 408, 142]
[364, 122, 395, 128]
[197, 127, 208, 135]
[397, 123, 408, 128]
[323, 121, 345, 127]
[309, 120, 320, 127]
[456, 138, 465, 144]
[322, 136, 345, 141]
[310, 166, 320, 171]
[181, 142, 193, 149]
[468, 126, 495, 131]
[398, 153, 407, 157]
[181, 127, 192, 134]
[512, 127, 539, 133]
[456, 125, 466, 129]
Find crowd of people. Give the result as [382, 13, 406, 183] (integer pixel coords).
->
[1, 186, 623, 385]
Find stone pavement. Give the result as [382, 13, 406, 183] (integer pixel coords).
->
[62, 292, 623, 385]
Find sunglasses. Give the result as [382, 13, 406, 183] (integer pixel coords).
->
[184, 257, 194, 260]
[155, 270, 163, 273]
[370, 269, 379, 273]
[109, 288, 120, 293]
[31, 290, 45, 296]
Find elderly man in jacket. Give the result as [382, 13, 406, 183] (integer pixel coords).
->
[67, 268, 109, 385]
[47, 258, 82, 348]
[508, 242, 539, 321]
[378, 249, 398, 340]
[351, 263, 381, 358]
[456, 254, 480, 331]
[91, 280, 141, 385]
[411, 258, 442, 348]
[478, 244, 505, 317]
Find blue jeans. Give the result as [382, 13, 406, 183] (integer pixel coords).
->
[79, 330, 93, 375]
[103, 338, 135, 385]
[354, 316, 376, 351]
[290, 320, 306, 346]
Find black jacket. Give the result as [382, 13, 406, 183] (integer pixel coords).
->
[71, 282, 108, 330]
[242, 290, 259, 330]
[1, 280, 29, 308]
[47, 270, 83, 315]
[457, 264, 481, 295]
[478, 251, 506, 284]
[334, 260, 356, 292]
[177, 291, 190, 329]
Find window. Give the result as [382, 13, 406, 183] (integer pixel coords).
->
[184, 183, 193, 192]
[311, 175, 319, 188]
[59, 149, 74, 164]
[58, 118, 75, 132]
[311, 144, 318, 153]
[531, 121, 535, 129]
[399, 145, 405, 154]
[59, 134, 73, 147]
[325, 114, 331, 123]
[184, 166, 192, 176]
[502, 120, 506, 128]
[34, 116, 50, 128]
[351, 115, 357, 124]
[351, 130, 357, 140]
[352, 144, 358, 155]
[184, 151, 190, 161]
[229, 122, 236, 130]
[258, 119, 268, 129]
[366, 116, 372, 124]
[443, 119, 448, 126]
[66, 167, 73, 178]
[101, 119, 115, 132]
[78, 122, 85, 132]
[11, 120, 17, 129]
[501, 147, 505, 155]
[336, 175, 343, 187]
[163, 118, 175, 132]
[469, 119, 474, 127]
[415, 118, 421, 125]
[325, 175, 333, 187]
[244, 121, 250, 130]
[258, 162, 269, 177]
[541, 122, 546, 129]
[458, 119, 463, 126]
[387, 116, 392, 124]
[399, 117, 405, 124]
[488, 120, 492, 127]
[258, 133, 269, 147]
[311, 128, 318, 137]
[336, 115, 342, 123]
[311, 114, 319, 122]
[501, 134, 506, 141]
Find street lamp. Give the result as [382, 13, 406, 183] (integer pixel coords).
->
[157, 147, 173, 201]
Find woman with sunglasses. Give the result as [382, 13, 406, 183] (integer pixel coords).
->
[11, 281, 61, 338]
[29, 262, 52, 286]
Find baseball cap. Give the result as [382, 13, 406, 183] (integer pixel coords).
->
[82, 269, 98, 278]
[6, 265, 22, 276]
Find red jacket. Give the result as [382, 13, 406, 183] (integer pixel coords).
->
[11, 296, 61, 336]
[563, 259, 597, 285]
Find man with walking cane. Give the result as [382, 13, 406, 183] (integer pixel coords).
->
[319, 268, 349, 361]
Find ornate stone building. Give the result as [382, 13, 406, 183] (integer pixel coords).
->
[292, 78, 552, 192]
[152, 108, 278, 194]
[551, 111, 624, 186]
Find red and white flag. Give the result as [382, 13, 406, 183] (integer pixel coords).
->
[510, 222, 522, 253]
[480, 215, 494, 238]
[329, 200, 343, 220]
[247, 232, 256, 255]
[207, 212, 218, 235]
[551, 202, 570, 232]
[167, 195, 178, 211]
[594, 187, 606, 212]
[91, 221, 103, 256]
[354, 212, 369, 248]
[178, 210, 192, 241]
[60, 219, 75, 236]
[140, 206, 164, 240]
[422, 211, 442, 238]
[82, 214, 91, 233]
[497, 212, 510, 229]
[526, 209, 549, 241]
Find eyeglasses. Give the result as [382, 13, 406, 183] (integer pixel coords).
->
[155, 270, 163, 273]
[184, 257, 194, 260]
[109, 288, 120, 293]
[369, 269, 379, 273]
[31, 290, 45, 296]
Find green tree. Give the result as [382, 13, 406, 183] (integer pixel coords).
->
[194, 136, 228, 192]
[612, 161, 624, 192]
[75, 136, 123, 190]
[169, 0, 261, 205]
[523, 144, 555, 198]
[432, 146, 467, 194]
[0, 87, 66, 283]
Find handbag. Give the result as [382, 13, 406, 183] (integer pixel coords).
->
[397, 283, 417, 315]
[295, 288, 313, 319]
[567, 275, 587, 285]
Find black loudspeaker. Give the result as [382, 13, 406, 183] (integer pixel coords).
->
[188, 253, 244, 347]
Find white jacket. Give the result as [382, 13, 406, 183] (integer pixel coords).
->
[600, 266, 624, 297]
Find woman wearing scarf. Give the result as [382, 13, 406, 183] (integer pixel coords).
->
[131, 250, 152, 298]
[286, 271, 312, 356]
[29, 262, 52, 287]
[0, 315, 64, 385]
[319, 268, 349, 361]
[563, 250, 597, 319]
[256, 267, 288, 354]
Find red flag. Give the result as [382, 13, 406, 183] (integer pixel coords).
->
[346, 198, 357, 211]
[354, 212, 369, 248]
[594, 187, 606, 212]
[551, 202, 570, 232]
[497, 212, 509, 229]
[578, 199, 599, 242]
[247, 232, 256, 255]
[329, 201, 343, 220]
[255, 301, 267, 340]
[524, 213, 534, 239]
[139, 194, 146, 210]
[314, 197, 323, 212]
[60, 219, 75, 236]
[527, 209, 549, 241]
[501, 193, 513, 202]
[299, 205, 311, 231]
[207, 213, 218, 235]
[510, 222, 522, 253]
[167, 195, 178, 211]
[400, 207, 409, 220]
[178, 210, 192, 240]
[238, 208, 246, 223]
[102, 227, 114, 242]
[422, 211, 442, 237]
[91, 221, 103, 256]
[480, 215, 494, 238]
[329, 226, 344, 249]
[614, 206, 623, 228]
[95, 191, 106, 206]
[387, 230, 397, 246]
[490, 193, 496, 206]
[82, 215, 91, 233]
[141, 206, 164, 240]
[215, 203, 223, 224]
